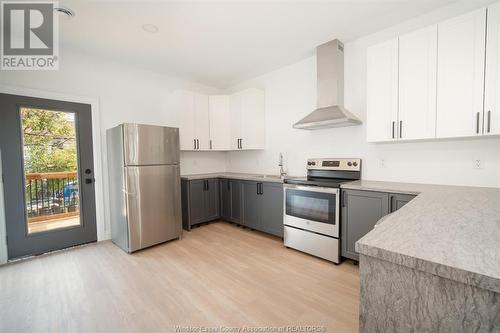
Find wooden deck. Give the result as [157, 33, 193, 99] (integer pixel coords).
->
[27, 214, 80, 234]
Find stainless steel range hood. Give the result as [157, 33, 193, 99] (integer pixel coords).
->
[293, 39, 362, 130]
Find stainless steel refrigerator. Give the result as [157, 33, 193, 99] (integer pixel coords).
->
[106, 123, 182, 253]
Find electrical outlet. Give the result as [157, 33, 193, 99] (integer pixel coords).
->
[473, 159, 483, 170]
[379, 159, 386, 168]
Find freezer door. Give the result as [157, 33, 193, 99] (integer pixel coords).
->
[125, 164, 182, 252]
[123, 123, 179, 166]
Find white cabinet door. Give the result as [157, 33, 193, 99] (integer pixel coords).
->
[366, 38, 399, 142]
[229, 93, 243, 150]
[175, 91, 197, 151]
[436, 9, 486, 138]
[240, 88, 265, 150]
[229, 89, 265, 150]
[208, 95, 231, 150]
[193, 93, 209, 150]
[485, 3, 500, 136]
[398, 25, 438, 140]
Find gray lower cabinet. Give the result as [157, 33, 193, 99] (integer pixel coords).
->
[230, 180, 242, 223]
[242, 181, 260, 229]
[205, 179, 220, 221]
[260, 182, 284, 237]
[220, 179, 231, 220]
[220, 178, 242, 223]
[242, 181, 284, 237]
[182, 177, 283, 237]
[389, 193, 415, 213]
[341, 189, 416, 261]
[181, 178, 220, 230]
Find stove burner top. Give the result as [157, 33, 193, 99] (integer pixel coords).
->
[286, 158, 362, 187]
[284, 177, 353, 188]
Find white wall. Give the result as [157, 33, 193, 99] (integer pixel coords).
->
[0, 48, 226, 255]
[226, 1, 500, 188]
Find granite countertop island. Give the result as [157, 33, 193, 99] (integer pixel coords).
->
[181, 172, 284, 183]
[342, 180, 500, 332]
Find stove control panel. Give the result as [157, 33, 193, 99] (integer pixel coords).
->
[307, 158, 361, 171]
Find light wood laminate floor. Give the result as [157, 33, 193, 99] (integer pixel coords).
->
[0, 221, 359, 333]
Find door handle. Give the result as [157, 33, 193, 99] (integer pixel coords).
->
[487, 110, 491, 133]
[476, 112, 480, 134]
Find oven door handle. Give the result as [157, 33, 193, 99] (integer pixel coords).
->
[284, 184, 340, 194]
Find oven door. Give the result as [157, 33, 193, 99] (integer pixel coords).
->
[283, 184, 339, 238]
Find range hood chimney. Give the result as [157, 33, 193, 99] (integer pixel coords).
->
[293, 39, 362, 130]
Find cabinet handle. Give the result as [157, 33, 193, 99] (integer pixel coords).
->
[207, 180, 209, 191]
[392, 121, 395, 139]
[476, 112, 480, 134]
[194, 139, 196, 150]
[399, 120, 403, 139]
[210, 140, 212, 150]
[487, 110, 491, 133]
[227, 180, 231, 190]
[240, 138, 243, 149]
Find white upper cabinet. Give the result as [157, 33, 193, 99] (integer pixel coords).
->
[367, 38, 399, 142]
[230, 88, 266, 150]
[485, 3, 500, 136]
[398, 25, 438, 140]
[229, 93, 243, 150]
[175, 90, 196, 150]
[436, 9, 487, 138]
[175, 91, 209, 151]
[175, 89, 265, 151]
[208, 95, 231, 150]
[193, 94, 210, 150]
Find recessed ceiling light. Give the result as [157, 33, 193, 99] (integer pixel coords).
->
[142, 24, 159, 33]
[54, 6, 75, 18]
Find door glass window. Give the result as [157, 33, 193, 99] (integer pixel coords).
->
[286, 189, 336, 224]
[20, 108, 81, 234]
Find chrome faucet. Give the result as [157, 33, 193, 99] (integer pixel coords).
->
[279, 153, 287, 179]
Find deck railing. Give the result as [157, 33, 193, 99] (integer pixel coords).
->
[25, 171, 80, 223]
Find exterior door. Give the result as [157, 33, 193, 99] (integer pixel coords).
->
[0, 93, 97, 259]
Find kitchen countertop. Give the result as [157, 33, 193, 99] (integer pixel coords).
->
[180, 172, 284, 183]
[344, 180, 500, 294]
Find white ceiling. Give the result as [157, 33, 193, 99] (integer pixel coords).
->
[60, 0, 459, 88]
